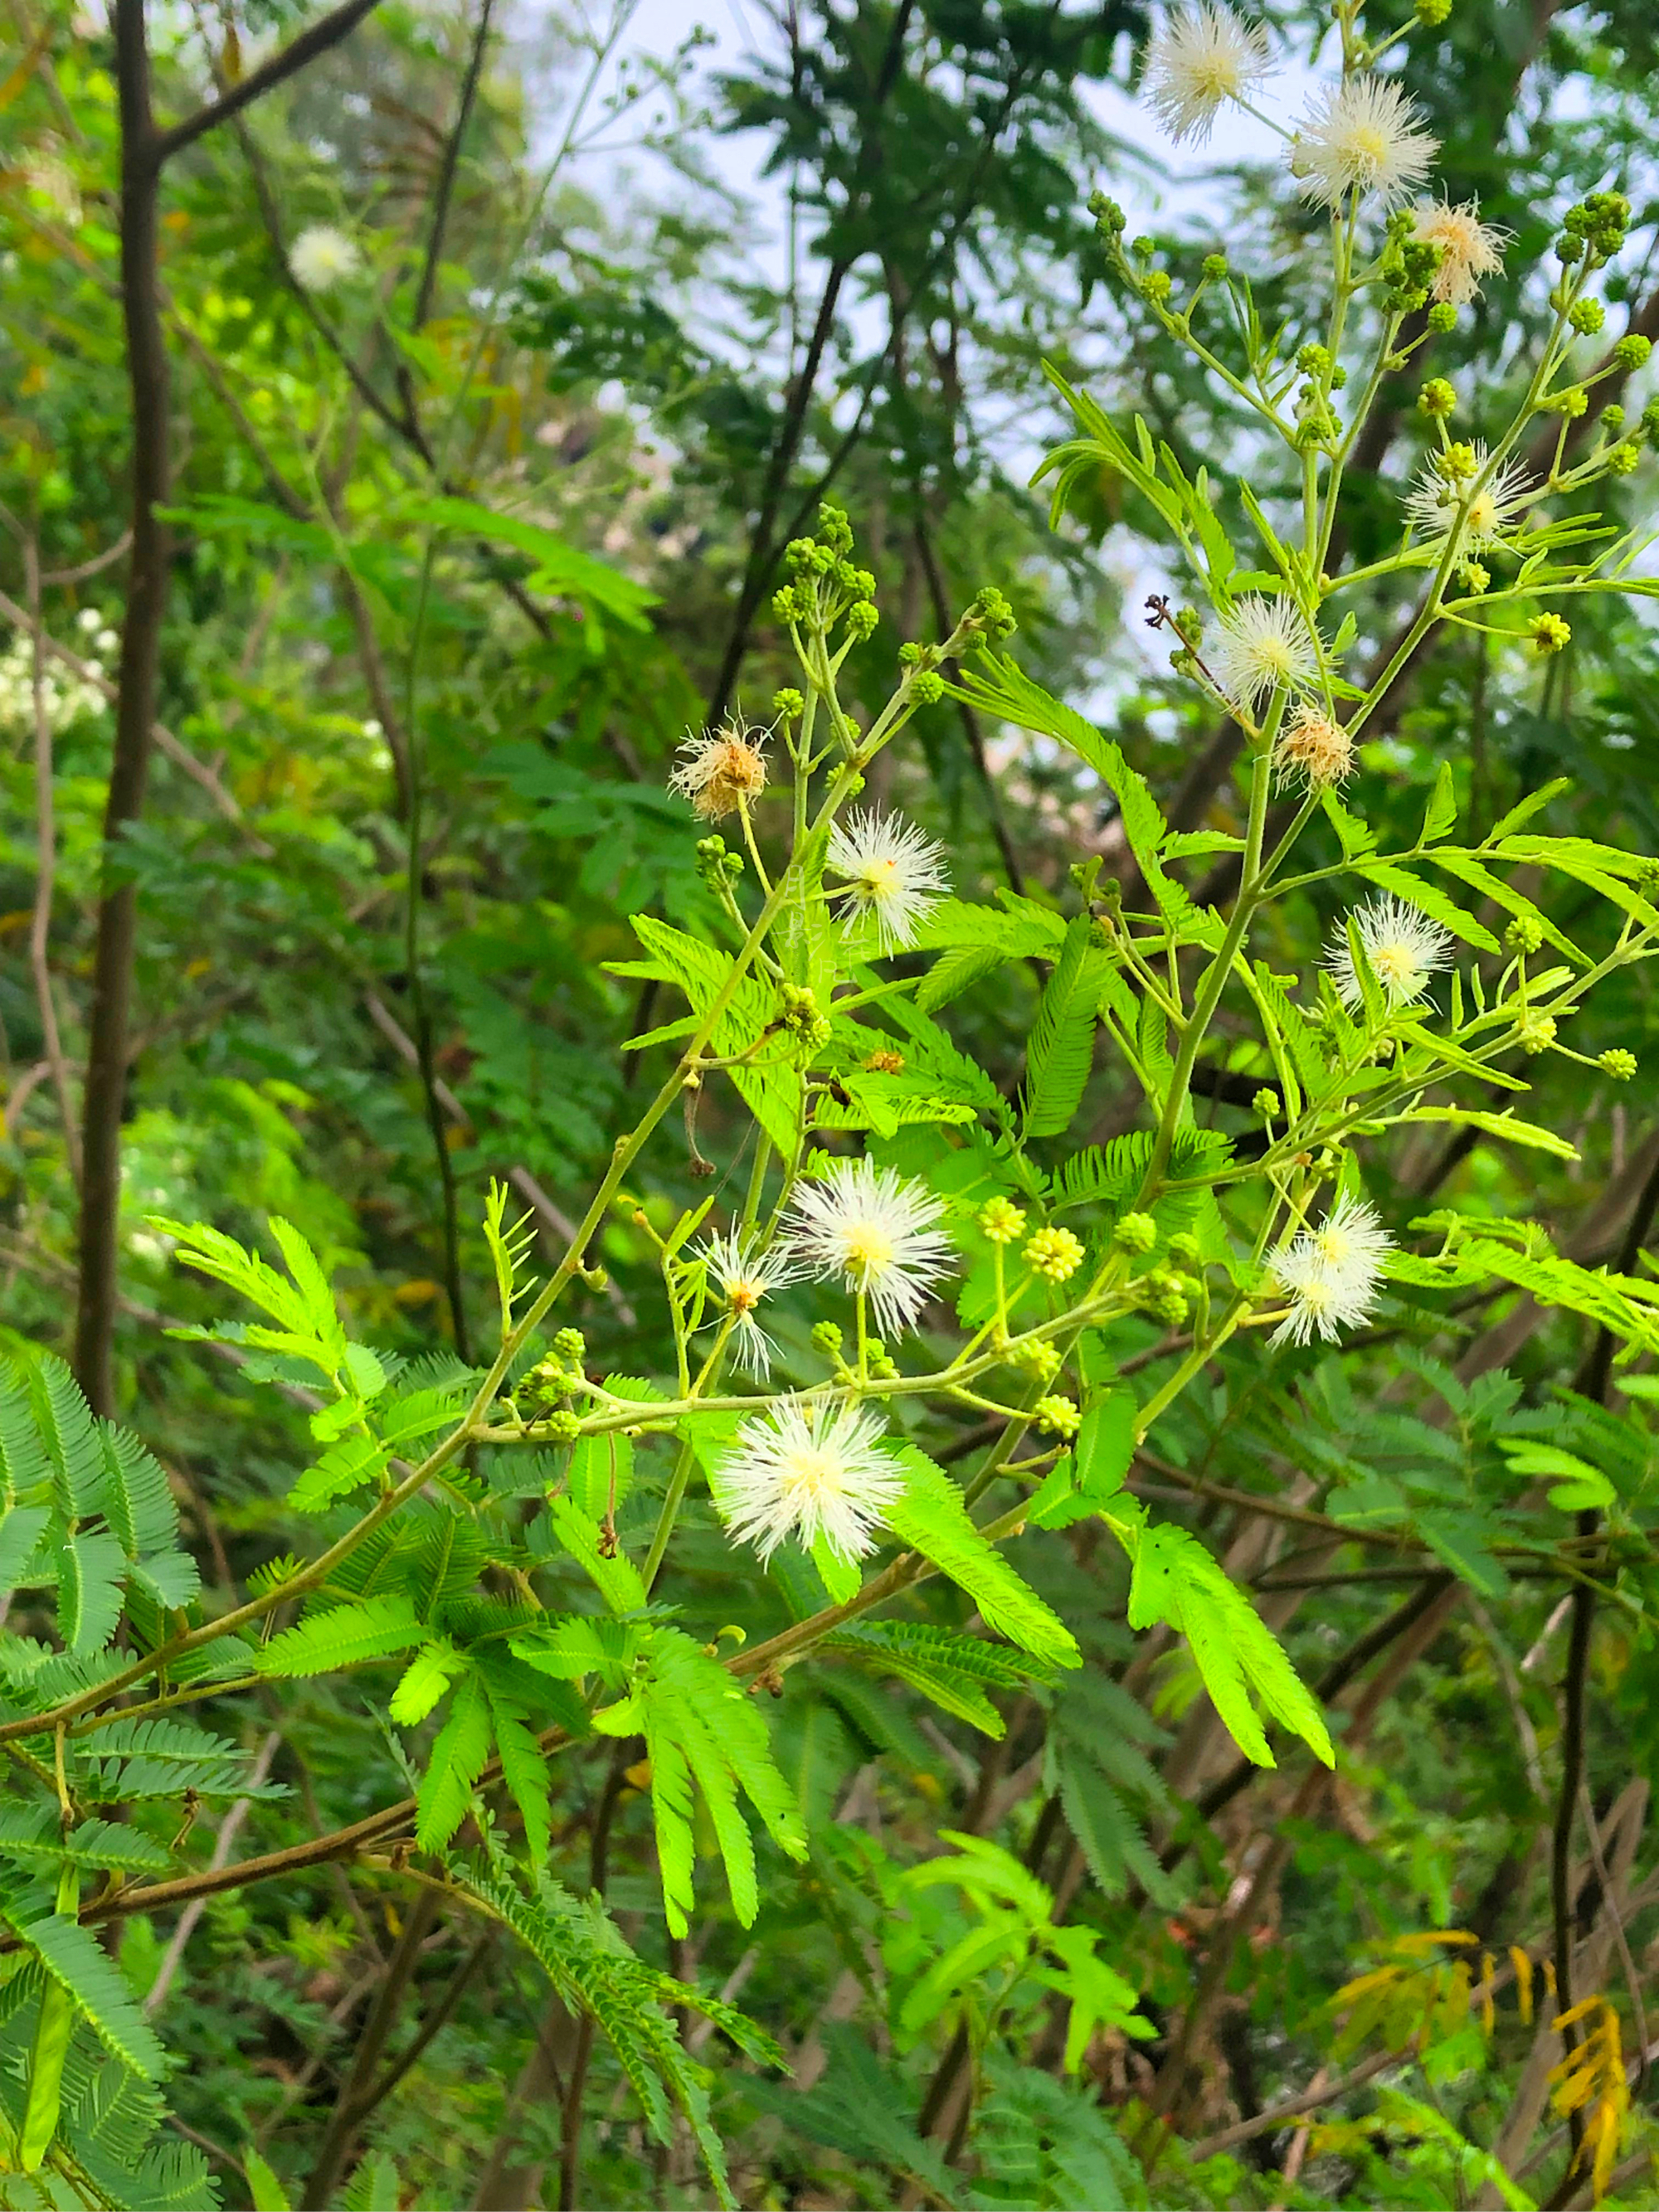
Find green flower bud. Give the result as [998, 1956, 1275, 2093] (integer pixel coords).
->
[1598, 1048, 1637, 1081]
[1143, 270, 1173, 302]
[1457, 560, 1491, 596]
[1167, 1232, 1202, 1270]
[1426, 301, 1458, 334]
[1201, 252, 1228, 278]
[910, 668, 946, 704]
[1025, 1226, 1085, 1283]
[1530, 613, 1571, 654]
[1518, 1012, 1557, 1055]
[1113, 1212, 1158, 1257]
[771, 687, 805, 720]
[1253, 1087, 1280, 1121]
[810, 1319, 844, 1355]
[1008, 1336, 1062, 1381]
[1614, 334, 1652, 370]
[846, 600, 879, 639]
[553, 1328, 586, 1363]
[544, 1408, 582, 1445]
[1569, 298, 1606, 336]
[979, 1197, 1027, 1247]
[1608, 441, 1641, 475]
[1505, 915, 1545, 955]
[1034, 1394, 1081, 1441]
[1131, 236, 1156, 260]
[1543, 385, 1588, 418]
[1418, 377, 1457, 419]
[1414, 0, 1451, 22]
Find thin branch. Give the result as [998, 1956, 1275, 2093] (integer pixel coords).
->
[155, 0, 385, 166]
[411, 0, 495, 332]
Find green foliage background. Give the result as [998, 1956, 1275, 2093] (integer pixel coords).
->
[4, 0, 1659, 2205]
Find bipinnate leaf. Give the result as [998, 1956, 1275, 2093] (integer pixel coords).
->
[257, 1596, 426, 1678]
[883, 1446, 1080, 1670]
[1126, 1523, 1332, 1768]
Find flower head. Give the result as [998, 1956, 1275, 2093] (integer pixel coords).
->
[1209, 595, 1321, 712]
[1273, 706, 1354, 790]
[825, 809, 950, 952]
[1290, 78, 1438, 210]
[1143, 3, 1272, 145]
[669, 717, 769, 819]
[1269, 1194, 1394, 1346]
[1326, 893, 1456, 1012]
[781, 1156, 955, 1337]
[1413, 198, 1510, 306]
[1404, 444, 1532, 550]
[289, 225, 363, 292]
[718, 1398, 902, 1563]
[696, 1230, 799, 1379]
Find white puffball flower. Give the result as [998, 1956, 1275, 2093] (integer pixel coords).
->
[289, 225, 364, 292]
[1209, 594, 1321, 712]
[1413, 198, 1510, 307]
[718, 1397, 902, 1564]
[1143, 3, 1272, 145]
[1404, 445, 1532, 551]
[696, 1229, 799, 1380]
[781, 1156, 955, 1338]
[1269, 1194, 1394, 1347]
[75, 607, 102, 635]
[825, 808, 950, 952]
[1326, 893, 1456, 1013]
[1290, 77, 1438, 211]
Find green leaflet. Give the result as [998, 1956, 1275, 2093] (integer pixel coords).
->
[547, 1494, 647, 1614]
[1022, 916, 1101, 1140]
[817, 1620, 1053, 1738]
[1389, 1107, 1578, 1161]
[54, 1532, 125, 1657]
[1352, 861, 1499, 953]
[79, 1719, 271, 1801]
[416, 1670, 494, 1852]
[484, 1680, 553, 1869]
[0, 1369, 49, 1505]
[245, 2149, 293, 2211]
[399, 494, 658, 631]
[1124, 1523, 1332, 1769]
[389, 1638, 467, 1726]
[256, 1596, 427, 1678]
[3, 1898, 168, 2081]
[1046, 1126, 1230, 1213]
[883, 1446, 1080, 1670]
[95, 1427, 177, 1559]
[608, 914, 800, 1150]
[591, 1626, 806, 1936]
[27, 1358, 105, 1524]
[0, 1809, 173, 1878]
[456, 1860, 783, 2212]
[155, 1215, 350, 1385]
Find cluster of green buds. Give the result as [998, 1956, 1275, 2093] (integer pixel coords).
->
[897, 641, 946, 705]
[1006, 1336, 1063, 1382]
[695, 834, 744, 890]
[1034, 1395, 1081, 1441]
[1025, 1225, 1085, 1284]
[959, 585, 1018, 646]
[1379, 212, 1443, 314]
[1293, 343, 1345, 450]
[774, 505, 879, 639]
[1599, 1048, 1637, 1081]
[777, 983, 831, 1048]
[864, 1339, 900, 1383]
[1557, 192, 1631, 273]
[523, 1327, 589, 1431]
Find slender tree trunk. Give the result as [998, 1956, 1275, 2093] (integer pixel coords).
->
[76, 0, 169, 1413]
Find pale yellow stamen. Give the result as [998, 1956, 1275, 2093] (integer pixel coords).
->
[843, 1226, 896, 1283]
